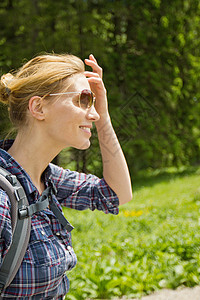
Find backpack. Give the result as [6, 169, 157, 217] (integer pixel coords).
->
[0, 166, 74, 296]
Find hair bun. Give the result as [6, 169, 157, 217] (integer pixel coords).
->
[0, 73, 14, 104]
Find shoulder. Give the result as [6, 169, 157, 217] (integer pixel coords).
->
[49, 163, 100, 182]
[48, 163, 72, 190]
[48, 163, 100, 189]
[48, 163, 70, 180]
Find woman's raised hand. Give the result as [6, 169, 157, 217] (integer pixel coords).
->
[84, 54, 109, 120]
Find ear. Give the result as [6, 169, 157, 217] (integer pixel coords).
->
[28, 96, 45, 120]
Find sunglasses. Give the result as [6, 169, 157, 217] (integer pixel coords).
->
[48, 89, 95, 109]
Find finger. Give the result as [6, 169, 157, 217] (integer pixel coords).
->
[85, 59, 103, 78]
[89, 54, 97, 63]
[84, 72, 104, 86]
[87, 77, 102, 83]
[84, 71, 100, 78]
[84, 59, 99, 69]
[86, 77, 102, 83]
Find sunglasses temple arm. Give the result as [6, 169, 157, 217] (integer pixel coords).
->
[48, 92, 80, 96]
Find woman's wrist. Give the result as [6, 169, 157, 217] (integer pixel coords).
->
[95, 113, 111, 130]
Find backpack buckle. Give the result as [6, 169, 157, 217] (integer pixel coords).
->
[14, 187, 26, 202]
[5, 174, 18, 186]
[18, 206, 29, 219]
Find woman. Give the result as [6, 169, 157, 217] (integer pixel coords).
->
[0, 53, 132, 299]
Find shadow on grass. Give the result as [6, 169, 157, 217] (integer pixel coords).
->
[132, 165, 200, 191]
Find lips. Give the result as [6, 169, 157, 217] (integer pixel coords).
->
[79, 125, 92, 134]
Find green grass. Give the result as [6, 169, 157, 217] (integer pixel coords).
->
[64, 166, 200, 299]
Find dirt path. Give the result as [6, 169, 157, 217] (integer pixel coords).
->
[88, 286, 200, 300]
[130, 286, 200, 300]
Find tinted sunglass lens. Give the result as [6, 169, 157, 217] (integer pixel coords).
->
[80, 90, 93, 109]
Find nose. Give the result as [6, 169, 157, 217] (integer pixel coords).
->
[86, 105, 100, 122]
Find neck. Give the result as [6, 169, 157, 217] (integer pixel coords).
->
[8, 130, 62, 193]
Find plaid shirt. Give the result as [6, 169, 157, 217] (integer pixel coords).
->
[0, 140, 119, 299]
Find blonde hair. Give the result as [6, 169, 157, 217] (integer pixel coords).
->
[0, 53, 85, 129]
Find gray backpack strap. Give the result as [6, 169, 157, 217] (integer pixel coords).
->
[47, 182, 74, 232]
[0, 167, 74, 296]
[0, 167, 31, 295]
[18, 185, 74, 232]
[49, 199, 74, 232]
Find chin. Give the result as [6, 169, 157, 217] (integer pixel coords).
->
[77, 140, 91, 150]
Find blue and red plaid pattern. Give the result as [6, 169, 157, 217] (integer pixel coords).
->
[0, 140, 119, 298]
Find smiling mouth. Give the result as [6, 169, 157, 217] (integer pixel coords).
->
[79, 126, 91, 134]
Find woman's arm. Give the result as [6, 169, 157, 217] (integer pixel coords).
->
[84, 55, 132, 205]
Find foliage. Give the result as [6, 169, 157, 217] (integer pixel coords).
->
[1, 0, 200, 175]
[63, 166, 200, 299]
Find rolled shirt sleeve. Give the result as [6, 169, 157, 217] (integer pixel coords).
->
[49, 164, 119, 215]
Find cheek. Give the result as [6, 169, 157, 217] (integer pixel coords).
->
[47, 103, 69, 123]
[45, 101, 86, 134]
[50, 112, 77, 137]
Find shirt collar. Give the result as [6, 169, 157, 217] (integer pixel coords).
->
[0, 139, 52, 198]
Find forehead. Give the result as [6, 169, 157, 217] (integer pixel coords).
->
[64, 73, 90, 93]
